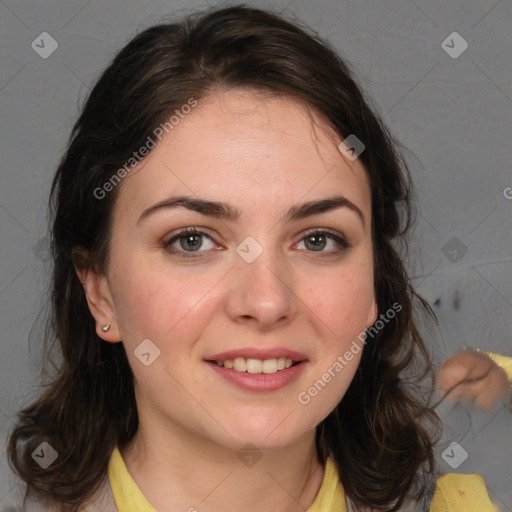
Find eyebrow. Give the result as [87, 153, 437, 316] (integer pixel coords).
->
[137, 194, 365, 226]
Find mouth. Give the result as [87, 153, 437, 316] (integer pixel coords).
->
[205, 357, 304, 375]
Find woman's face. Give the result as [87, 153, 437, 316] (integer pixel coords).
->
[93, 88, 377, 451]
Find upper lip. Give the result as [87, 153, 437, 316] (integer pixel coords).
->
[205, 348, 308, 362]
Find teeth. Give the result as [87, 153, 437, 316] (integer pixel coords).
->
[247, 358, 262, 374]
[262, 359, 277, 373]
[214, 357, 296, 374]
[234, 357, 246, 372]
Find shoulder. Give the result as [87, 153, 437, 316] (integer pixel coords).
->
[430, 473, 499, 512]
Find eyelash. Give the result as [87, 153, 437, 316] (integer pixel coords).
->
[162, 227, 351, 259]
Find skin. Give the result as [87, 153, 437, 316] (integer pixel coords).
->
[76, 88, 378, 512]
[438, 350, 510, 412]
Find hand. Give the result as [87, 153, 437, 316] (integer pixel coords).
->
[438, 350, 510, 412]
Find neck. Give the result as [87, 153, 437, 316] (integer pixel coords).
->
[120, 414, 325, 512]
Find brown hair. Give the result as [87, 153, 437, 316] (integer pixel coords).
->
[8, 4, 442, 511]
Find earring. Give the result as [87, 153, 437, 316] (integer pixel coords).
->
[101, 324, 111, 332]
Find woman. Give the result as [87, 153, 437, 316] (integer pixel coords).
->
[6, 4, 499, 511]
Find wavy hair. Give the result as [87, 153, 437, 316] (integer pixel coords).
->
[8, 4, 442, 511]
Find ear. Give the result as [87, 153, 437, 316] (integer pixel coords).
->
[72, 247, 121, 343]
[366, 295, 378, 328]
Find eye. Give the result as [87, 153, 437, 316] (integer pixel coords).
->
[162, 227, 218, 258]
[162, 227, 350, 259]
[296, 229, 350, 256]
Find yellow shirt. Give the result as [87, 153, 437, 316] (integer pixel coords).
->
[107, 447, 498, 511]
[482, 351, 512, 383]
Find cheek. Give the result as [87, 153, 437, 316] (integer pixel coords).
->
[109, 256, 220, 343]
[306, 266, 375, 337]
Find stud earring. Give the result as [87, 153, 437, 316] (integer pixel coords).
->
[101, 324, 111, 332]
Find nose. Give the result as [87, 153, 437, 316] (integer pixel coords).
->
[224, 242, 298, 330]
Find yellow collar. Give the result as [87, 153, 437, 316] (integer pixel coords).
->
[108, 445, 500, 512]
[107, 447, 347, 512]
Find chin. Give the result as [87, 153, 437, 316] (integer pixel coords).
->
[219, 420, 308, 452]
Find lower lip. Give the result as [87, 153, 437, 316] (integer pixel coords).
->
[205, 361, 307, 392]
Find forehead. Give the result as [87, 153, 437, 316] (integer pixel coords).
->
[112, 88, 371, 224]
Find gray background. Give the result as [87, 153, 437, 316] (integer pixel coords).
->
[0, 0, 511, 509]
